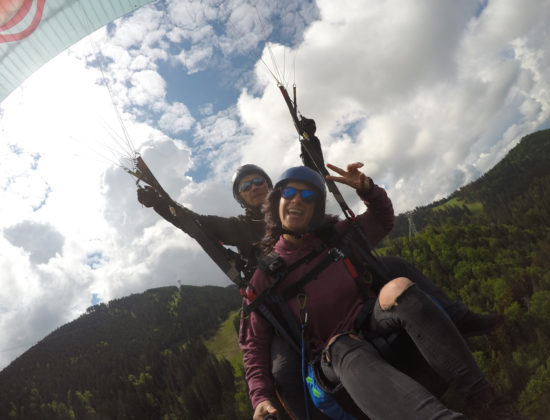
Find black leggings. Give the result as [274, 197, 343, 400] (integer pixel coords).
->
[320, 284, 487, 419]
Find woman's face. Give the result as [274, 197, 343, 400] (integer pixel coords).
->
[278, 181, 316, 233]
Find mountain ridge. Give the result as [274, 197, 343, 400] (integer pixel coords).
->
[388, 128, 550, 239]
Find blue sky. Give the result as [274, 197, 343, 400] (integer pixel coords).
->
[1, 0, 550, 370]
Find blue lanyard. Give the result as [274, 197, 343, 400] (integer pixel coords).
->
[298, 293, 310, 420]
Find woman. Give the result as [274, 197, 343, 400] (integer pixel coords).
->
[241, 163, 519, 420]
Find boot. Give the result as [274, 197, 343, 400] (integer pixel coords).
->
[454, 311, 504, 337]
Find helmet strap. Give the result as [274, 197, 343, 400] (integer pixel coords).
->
[281, 228, 308, 239]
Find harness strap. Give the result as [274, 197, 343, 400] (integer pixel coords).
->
[244, 250, 340, 354]
[245, 226, 372, 343]
[256, 303, 301, 354]
[347, 223, 392, 287]
[281, 249, 343, 301]
[245, 226, 395, 360]
[338, 231, 372, 297]
[353, 298, 376, 332]
[243, 244, 328, 317]
[271, 294, 302, 348]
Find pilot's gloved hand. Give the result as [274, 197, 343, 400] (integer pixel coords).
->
[137, 186, 160, 208]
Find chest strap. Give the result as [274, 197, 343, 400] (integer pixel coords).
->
[243, 247, 341, 318]
[243, 248, 345, 355]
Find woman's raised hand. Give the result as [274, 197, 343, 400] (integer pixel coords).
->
[326, 162, 372, 193]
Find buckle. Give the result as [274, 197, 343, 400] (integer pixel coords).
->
[328, 247, 345, 261]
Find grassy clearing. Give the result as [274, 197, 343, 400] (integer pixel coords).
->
[205, 310, 242, 370]
[433, 197, 483, 214]
[205, 310, 254, 417]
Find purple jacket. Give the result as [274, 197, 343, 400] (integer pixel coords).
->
[240, 183, 395, 409]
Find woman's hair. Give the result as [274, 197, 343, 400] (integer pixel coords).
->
[261, 184, 338, 253]
[261, 187, 284, 252]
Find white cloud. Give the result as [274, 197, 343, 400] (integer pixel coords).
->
[3, 222, 64, 265]
[110, 7, 165, 49]
[175, 44, 215, 73]
[236, 0, 550, 212]
[128, 69, 167, 106]
[158, 101, 195, 134]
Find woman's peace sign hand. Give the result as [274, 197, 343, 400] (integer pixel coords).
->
[325, 162, 372, 193]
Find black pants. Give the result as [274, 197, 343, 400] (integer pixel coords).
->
[320, 284, 489, 419]
[271, 256, 471, 419]
[376, 256, 468, 320]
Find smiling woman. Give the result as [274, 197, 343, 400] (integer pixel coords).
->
[241, 163, 520, 420]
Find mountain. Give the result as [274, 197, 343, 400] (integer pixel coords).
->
[0, 285, 250, 419]
[382, 129, 550, 419]
[388, 129, 550, 239]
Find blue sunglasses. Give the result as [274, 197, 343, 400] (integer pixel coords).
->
[239, 176, 266, 192]
[281, 186, 317, 203]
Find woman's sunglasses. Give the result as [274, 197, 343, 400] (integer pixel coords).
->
[239, 176, 266, 192]
[281, 186, 317, 203]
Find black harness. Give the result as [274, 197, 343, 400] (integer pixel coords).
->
[243, 241, 332, 353]
[242, 225, 393, 358]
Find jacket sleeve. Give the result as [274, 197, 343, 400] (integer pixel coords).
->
[239, 273, 277, 409]
[192, 214, 246, 247]
[352, 182, 395, 247]
[151, 198, 242, 246]
[150, 195, 181, 226]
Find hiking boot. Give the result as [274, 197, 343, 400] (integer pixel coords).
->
[454, 311, 504, 337]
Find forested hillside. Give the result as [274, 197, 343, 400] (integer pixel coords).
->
[389, 129, 550, 238]
[382, 129, 550, 419]
[0, 285, 249, 419]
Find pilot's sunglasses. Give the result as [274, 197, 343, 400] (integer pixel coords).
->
[239, 176, 266, 192]
[281, 186, 317, 203]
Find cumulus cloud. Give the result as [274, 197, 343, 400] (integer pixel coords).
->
[128, 69, 167, 106]
[158, 102, 195, 134]
[238, 0, 550, 212]
[3, 222, 64, 265]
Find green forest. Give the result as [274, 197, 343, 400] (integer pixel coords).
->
[0, 286, 250, 419]
[0, 129, 549, 419]
[381, 129, 550, 419]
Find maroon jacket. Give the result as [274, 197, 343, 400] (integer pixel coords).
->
[240, 183, 395, 409]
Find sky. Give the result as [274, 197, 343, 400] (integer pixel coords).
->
[0, 0, 550, 370]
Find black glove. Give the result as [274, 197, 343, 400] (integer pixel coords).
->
[298, 116, 316, 138]
[137, 186, 160, 208]
[298, 116, 324, 170]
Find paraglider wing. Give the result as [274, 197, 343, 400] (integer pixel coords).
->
[0, 0, 154, 103]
